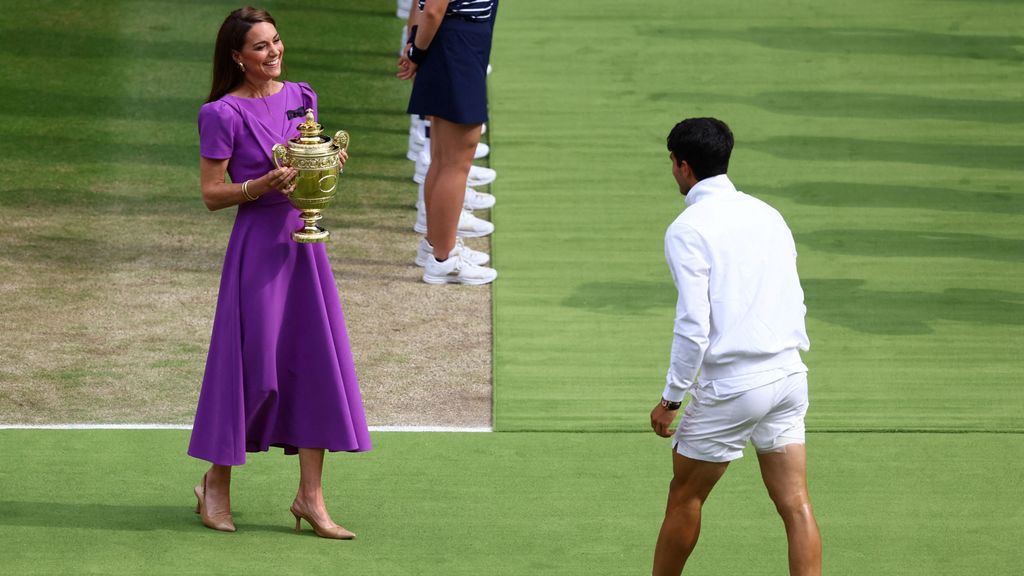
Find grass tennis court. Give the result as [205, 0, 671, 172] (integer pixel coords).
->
[490, 0, 1024, 432]
[1, 431, 1021, 575]
[1, 0, 1022, 574]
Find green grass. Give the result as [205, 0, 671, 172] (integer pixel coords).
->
[1, 430, 1021, 575]
[489, 0, 1024, 432]
[2, 1, 1023, 574]
[0, 0, 417, 423]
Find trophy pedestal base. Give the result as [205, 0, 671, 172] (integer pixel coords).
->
[293, 210, 330, 243]
[292, 228, 330, 243]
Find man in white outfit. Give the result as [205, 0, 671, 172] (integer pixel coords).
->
[650, 118, 822, 576]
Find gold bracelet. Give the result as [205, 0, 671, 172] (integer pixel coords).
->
[241, 179, 258, 202]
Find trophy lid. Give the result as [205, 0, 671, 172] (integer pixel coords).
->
[296, 109, 323, 144]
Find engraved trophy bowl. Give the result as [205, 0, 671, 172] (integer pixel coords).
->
[271, 109, 350, 243]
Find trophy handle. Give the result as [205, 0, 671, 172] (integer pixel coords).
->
[333, 130, 350, 152]
[271, 144, 289, 169]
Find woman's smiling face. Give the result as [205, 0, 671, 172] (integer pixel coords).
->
[234, 22, 284, 81]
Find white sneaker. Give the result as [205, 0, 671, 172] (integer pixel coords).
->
[415, 204, 494, 238]
[415, 153, 497, 186]
[416, 237, 489, 267]
[417, 182, 493, 212]
[412, 141, 490, 172]
[456, 209, 494, 237]
[486, 63, 493, 76]
[463, 187, 495, 210]
[414, 164, 496, 186]
[413, 148, 430, 183]
[396, 0, 412, 19]
[407, 117, 428, 161]
[467, 165, 497, 187]
[407, 127, 425, 161]
[423, 246, 497, 285]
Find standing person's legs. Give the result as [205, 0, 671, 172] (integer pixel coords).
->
[757, 446, 821, 576]
[652, 452, 730, 576]
[292, 448, 355, 538]
[295, 448, 327, 514]
[424, 116, 481, 258]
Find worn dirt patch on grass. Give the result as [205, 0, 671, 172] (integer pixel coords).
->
[0, 182, 493, 428]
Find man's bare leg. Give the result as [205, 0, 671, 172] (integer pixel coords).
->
[757, 444, 821, 576]
[652, 450, 730, 576]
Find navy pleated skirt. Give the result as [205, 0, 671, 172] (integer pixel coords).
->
[407, 16, 492, 125]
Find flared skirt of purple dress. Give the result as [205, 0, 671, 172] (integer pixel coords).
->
[188, 198, 372, 466]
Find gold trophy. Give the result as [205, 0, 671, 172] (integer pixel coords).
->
[271, 109, 350, 243]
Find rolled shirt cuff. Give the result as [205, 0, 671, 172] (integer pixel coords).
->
[662, 373, 692, 403]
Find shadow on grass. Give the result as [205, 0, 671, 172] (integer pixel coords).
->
[0, 28, 393, 67]
[749, 91, 1024, 124]
[0, 188, 195, 210]
[746, 136, 1024, 171]
[0, 0, 399, 93]
[803, 279, 1024, 335]
[757, 182, 1024, 214]
[0, 499, 312, 535]
[560, 278, 1024, 336]
[797, 229, 1024, 262]
[0, 29, 206, 63]
[642, 25, 1024, 62]
[649, 90, 1024, 125]
[2, 88, 404, 138]
[0, 500, 234, 532]
[269, 2, 395, 20]
[0, 134, 195, 170]
[561, 280, 675, 316]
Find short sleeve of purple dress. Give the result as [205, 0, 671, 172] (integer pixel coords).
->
[188, 82, 372, 466]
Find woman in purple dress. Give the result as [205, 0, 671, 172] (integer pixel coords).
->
[187, 7, 371, 539]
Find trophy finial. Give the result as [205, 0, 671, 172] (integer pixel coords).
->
[297, 109, 322, 141]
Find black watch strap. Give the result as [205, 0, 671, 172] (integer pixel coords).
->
[660, 398, 682, 411]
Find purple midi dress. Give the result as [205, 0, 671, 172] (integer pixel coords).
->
[187, 82, 372, 466]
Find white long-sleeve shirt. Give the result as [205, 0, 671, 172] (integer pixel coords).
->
[663, 175, 810, 402]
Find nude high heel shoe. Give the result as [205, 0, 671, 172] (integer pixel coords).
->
[194, 473, 236, 532]
[290, 501, 355, 540]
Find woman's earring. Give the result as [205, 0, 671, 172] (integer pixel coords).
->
[237, 61, 245, 72]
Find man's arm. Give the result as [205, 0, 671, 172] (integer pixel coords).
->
[651, 223, 711, 437]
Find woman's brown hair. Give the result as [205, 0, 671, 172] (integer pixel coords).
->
[207, 7, 277, 103]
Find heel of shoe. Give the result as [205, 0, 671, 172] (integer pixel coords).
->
[289, 503, 355, 540]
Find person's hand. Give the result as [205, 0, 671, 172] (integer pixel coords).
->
[396, 52, 418, 80]
[257, 166, 297, 196]
[338, 148, 349, 170]
[650, 402, 678, 438]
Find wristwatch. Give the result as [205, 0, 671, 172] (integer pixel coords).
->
[660, 398, 682, 411]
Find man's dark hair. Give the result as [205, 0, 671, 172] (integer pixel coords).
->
[666, 118, 734, 181]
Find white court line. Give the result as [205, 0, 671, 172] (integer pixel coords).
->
[0, 424, 492, 432]
[370, 426, 491, 433]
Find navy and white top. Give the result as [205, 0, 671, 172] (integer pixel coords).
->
[418, 0, 495, 21]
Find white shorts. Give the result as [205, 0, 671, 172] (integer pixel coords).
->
[674, 371, 808, 463]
